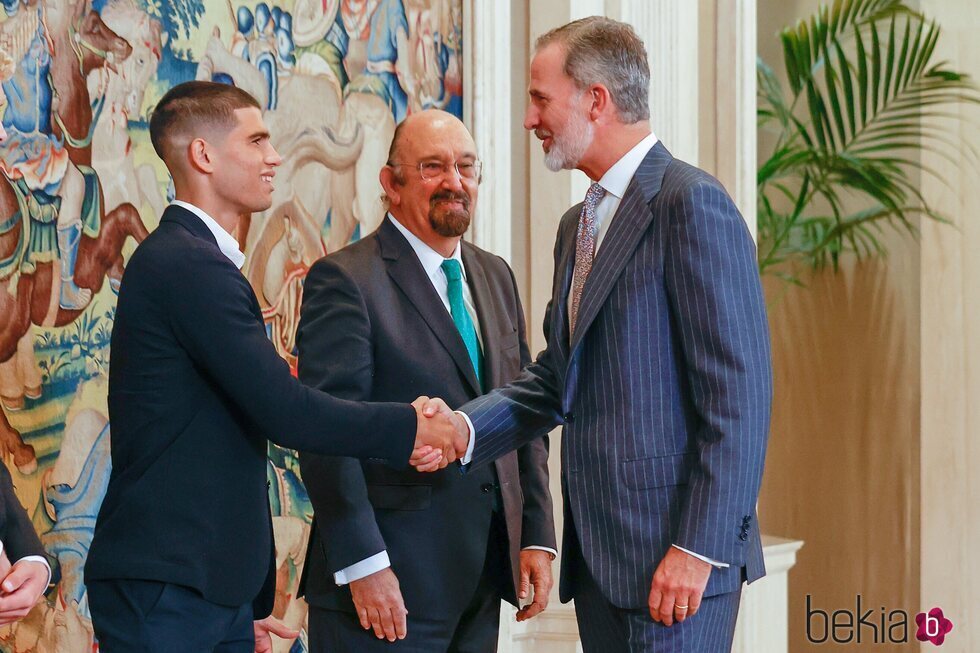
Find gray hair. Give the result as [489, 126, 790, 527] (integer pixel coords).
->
[536, 17, 650, 124]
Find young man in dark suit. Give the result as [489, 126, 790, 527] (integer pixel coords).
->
[84, 81, 463, 652]
[297, 110, 556, 652]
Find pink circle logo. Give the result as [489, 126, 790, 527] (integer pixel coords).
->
[915, 608, 953, 646]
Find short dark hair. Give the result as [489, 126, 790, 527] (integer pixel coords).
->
[536, 17, 650, 124]
[149, 81, 261, 161]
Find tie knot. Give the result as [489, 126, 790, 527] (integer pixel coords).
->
[585, 182, 605, 207]
[441, 258, 463, 282]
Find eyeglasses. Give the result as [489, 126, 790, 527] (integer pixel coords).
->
[388, 159, 483, 182]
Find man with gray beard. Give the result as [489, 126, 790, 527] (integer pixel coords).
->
[424, 16, 773, 653]
[296, 110, 557, 652]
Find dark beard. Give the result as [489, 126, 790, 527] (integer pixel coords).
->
[428, 191, 471, 237]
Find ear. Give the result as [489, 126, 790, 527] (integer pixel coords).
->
[379, 166, 401, 207]
[188, 138, 214, 174]
[587, 84, 614, 122]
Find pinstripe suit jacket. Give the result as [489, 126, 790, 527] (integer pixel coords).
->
[462, 142, 772, 609]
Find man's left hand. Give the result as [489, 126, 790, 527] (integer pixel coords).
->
[0, 555, 48, 625]
[515, 549, 554, 622]
[647, 547, 712, 626]
[253, 616, 299, 653]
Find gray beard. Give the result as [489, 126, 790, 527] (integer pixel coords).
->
[543, 116, 594, 171]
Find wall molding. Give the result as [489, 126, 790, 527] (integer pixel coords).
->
[464, 0, 512, 259]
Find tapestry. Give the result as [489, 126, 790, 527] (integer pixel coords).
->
[0, 0, 463, 649]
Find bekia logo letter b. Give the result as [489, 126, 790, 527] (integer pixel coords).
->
[915, 608, 953, 646]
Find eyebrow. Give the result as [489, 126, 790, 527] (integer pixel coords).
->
[419, 151, 478, 162]
[248, 130, 271, 140]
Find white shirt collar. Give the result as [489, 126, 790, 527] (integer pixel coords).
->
[171, 200, 246, 270]
[387, 213, 465, 280]
[596, 131, 659, 199]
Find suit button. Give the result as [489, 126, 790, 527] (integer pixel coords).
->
[564, 412, 574, 423]
[266, 481, 271, 489]
[738, 532, 748, 542]
[481, 483, 494, 494]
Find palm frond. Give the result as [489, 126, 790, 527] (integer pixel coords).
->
[756, 0, 980, 280]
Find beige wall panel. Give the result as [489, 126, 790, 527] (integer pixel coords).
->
[757, 0, 925, 649]
[760, 249, 920, 652]
[919, 1, 980, 650]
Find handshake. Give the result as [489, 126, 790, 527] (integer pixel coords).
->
[409, 396, 470, 472]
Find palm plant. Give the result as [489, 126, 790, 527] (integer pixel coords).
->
[757, 0, 980, 282]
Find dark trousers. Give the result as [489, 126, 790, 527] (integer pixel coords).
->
[88, 579, 254, 653]
[309, 514, 509, 653]
[568, 539, 742, 653]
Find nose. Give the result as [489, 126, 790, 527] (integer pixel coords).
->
[266, 144, 282, 167]
[523, 104, 538, 131]
[441, 166, 464, 191]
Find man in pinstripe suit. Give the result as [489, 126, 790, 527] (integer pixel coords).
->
[421, 16, 772, 653]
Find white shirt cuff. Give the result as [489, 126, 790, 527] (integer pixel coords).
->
[522, 546, 558, 560]
[456, 411, 476, 465]
[333, 550, 391, 585]
[0, 541, 52, 588]
[672, 544, 729, 568]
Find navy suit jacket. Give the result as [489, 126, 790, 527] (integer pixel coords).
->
[85, 205, 416, 617]
[462, 142, 773, 608]
[296, 218, 555, 618]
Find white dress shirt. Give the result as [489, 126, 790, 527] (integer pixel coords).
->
[388, 214, 482, 348]
[460, 135, 727, 570]
[171, 200, 246, 269]
[591, 131, 659, 254]
[335, 215, 556, 585]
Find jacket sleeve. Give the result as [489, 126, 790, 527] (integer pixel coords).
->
[0, 463, 46, 561]
[462, 215, 577, 468]
[165, 247, 416, 467]
[663, 180, 773, 566]
[295, 258, 389, 572]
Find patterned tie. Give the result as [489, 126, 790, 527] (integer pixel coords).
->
[569, 182, 606, 334]
[441, 259, 484, 388]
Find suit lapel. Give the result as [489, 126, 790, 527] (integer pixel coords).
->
[555, 221, 577, 351]
[568, 141, 673, 355]
[461, 244, 498, 390]
[379, 219, 482, 395]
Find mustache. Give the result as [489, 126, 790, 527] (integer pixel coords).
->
[430, 191, 470, 207]
[535, 129, 552, 140]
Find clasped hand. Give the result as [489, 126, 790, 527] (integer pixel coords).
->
[409, 396, 469, 472]
[0, 551, 48, 625]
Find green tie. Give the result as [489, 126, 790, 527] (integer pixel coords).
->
[441, 259, 484, 389]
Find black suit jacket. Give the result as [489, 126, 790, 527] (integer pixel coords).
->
[296, 217, 555, 618]
[0, 463, 45, 561]
[85, 205, 416, 617]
